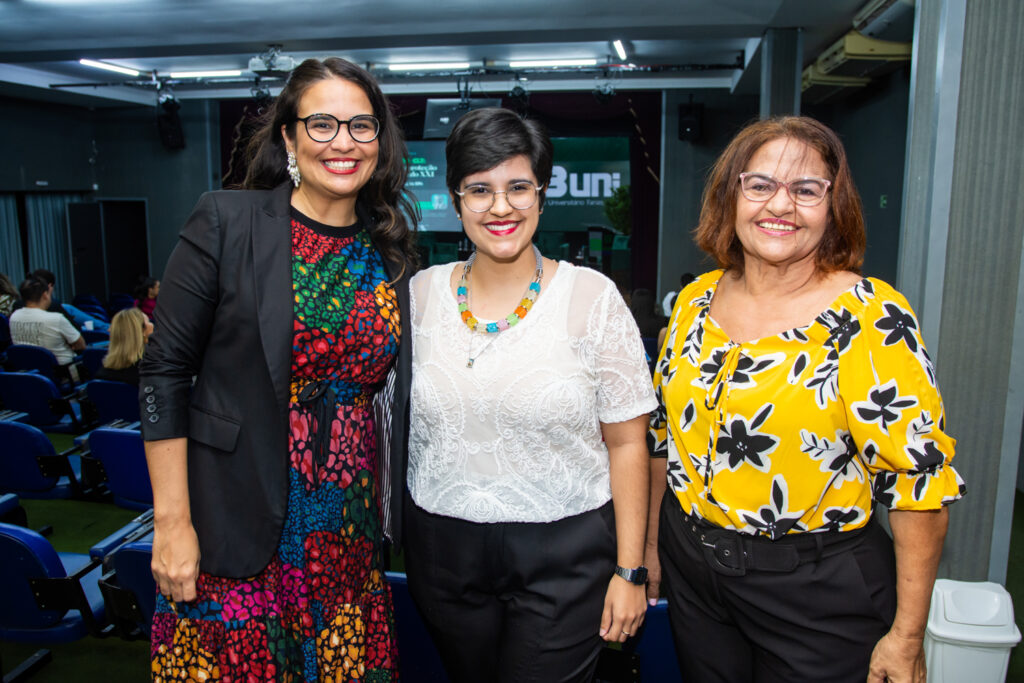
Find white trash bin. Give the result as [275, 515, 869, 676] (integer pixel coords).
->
[925, 579, 1021, 683]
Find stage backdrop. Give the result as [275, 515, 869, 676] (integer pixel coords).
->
[405, 137, 630, 233]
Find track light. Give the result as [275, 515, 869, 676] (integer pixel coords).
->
[387, 62, 471, 71]
[613, 40, 627, 61]
[169, 69, 243, 78]
[509, 59, 598, 68]
[79, 59, 139, 77]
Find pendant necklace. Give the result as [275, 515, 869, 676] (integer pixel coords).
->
[457, 244, 543, 368]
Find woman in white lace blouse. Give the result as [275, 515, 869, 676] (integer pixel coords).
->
[404, 108, 657, 683]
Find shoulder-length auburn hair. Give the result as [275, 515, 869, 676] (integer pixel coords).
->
[241, 57, 418, 275]
[694, 116, 865, 274]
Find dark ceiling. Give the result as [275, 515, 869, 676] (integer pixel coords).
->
[0, 0, 872, 108]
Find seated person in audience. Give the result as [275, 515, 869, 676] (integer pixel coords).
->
[9, 276, 85, 367]
[133, 276, 159, 320]
[0, 273, 18, 317]
[28, 268, 83, 331]
[96, 307, 152, 385]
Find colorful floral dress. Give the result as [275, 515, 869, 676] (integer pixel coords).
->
[151, 209, 400, 682]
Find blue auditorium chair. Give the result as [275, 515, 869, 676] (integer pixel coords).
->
[81, 329, 110, 345]
[0, 371, 86, 433]
[107, 293, 136, 314]
[0, 421, 83, 499]
[80, 347, 108, 379]
[97, 531, 155, 638]
[0, 522, 107, 678]
[89, 509, 153, 564]
[4, 344, 82, 393]
[625, 599, 682, 681]
[85, 379, 140, 424]
[0, 493, 28, 527]
[86, 427, 152, 510]
[73, 303, 110, 324]
[386, 572, 449, 682]
[72, 294, 104, 311]
[0, 312, 11, 353]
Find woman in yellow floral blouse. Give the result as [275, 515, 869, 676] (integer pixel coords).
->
[646, 116, 964, 683]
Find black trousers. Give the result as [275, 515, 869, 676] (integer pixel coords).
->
[658, 493, 897, 683]
[404, 495, 616, 683]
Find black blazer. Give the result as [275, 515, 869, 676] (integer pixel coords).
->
[139, 183, 411, 578]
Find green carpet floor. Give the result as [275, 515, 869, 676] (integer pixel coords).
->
[3, 481, 1024, 681]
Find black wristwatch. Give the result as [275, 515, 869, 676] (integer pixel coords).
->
[614, 565, 648, 585]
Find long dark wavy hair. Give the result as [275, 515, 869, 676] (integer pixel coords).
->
[242, 57, 418, 275]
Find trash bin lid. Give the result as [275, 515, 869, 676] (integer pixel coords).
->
[926, 579, 1022, 646]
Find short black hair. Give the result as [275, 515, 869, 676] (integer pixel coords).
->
[19, 277, 48, 303]
[30, 268, 55, 286]
[445, 108, 553, 212]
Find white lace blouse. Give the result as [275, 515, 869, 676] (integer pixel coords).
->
[408, 261, 658, 523]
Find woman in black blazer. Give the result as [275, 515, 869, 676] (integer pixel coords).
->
[140, 58, 415, 681]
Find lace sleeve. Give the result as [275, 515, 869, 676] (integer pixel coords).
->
[583, 276, 658, 424]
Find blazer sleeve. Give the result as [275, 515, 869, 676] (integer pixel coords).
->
[139, 192, 224, 441]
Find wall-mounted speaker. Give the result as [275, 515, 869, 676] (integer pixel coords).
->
[678, 103, 704, 143]
[157, 99, 186, 150]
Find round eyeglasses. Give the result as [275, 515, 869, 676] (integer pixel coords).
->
[454, 182, 543, 213]
[295, 113, 380, 143]
[739, 172, 832, 207]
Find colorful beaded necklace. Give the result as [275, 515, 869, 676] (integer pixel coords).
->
[457, 244, 543, 335]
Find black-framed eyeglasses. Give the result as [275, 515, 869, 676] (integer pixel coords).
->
[295, 113, 380, 143]
[738, 172, 832, 207]
[454, 181, 544, 213]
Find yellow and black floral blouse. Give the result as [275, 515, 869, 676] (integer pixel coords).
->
[649, 270, 964, 538]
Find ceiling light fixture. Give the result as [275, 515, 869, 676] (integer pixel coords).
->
[613, 40, 627, 61]
[387, 62, 471, 71]
[79, 58, 139, 77]
[509, 59, 598, 68]
[169, 69, 243, 79]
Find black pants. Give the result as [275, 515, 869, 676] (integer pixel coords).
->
[658, 494, 897, 683]
[404, 495, 616, 683]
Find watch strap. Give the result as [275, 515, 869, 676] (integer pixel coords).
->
[614, 564, 648, 585]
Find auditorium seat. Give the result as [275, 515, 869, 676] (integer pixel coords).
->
[625, 599, 682, 681]
[4, 344, 82, 393]
[0, 371, 86, 433]
[85, 379, 140, 424]
[0, 312, 11, 353]
[107, 293, 136, 314]
[0, 493, 27, 527]
[0, 522, 107, 678]
[86, 427, 152, 511]
[81, 329, 111, 345]
[97, 531, 155, 638]
[80, 347, 107, 379]
[386, 571, 449, 682]
[0, 420, 83, 499]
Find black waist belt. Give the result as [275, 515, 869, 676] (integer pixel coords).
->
[678, 509, 873, 577]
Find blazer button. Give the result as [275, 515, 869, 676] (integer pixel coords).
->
[143, 385, 154, 394]
[149, 414, 159, 423]
[146, 395, 155, 404]
[147, 405, 157, 413]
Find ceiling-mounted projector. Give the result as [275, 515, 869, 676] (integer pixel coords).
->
[248, 53, 297, 76]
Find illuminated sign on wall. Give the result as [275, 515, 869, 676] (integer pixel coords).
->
[405, 136, 630, 233]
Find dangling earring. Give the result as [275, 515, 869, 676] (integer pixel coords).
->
[286, 151, 301, 187]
